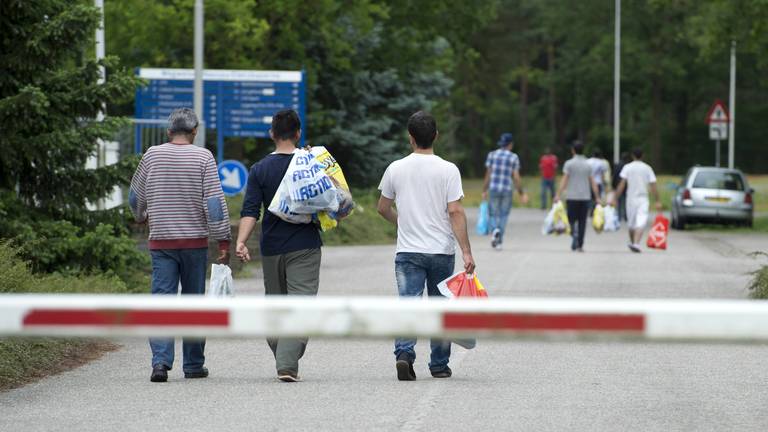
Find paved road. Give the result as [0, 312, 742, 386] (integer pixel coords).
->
[2, 209, 768, 431]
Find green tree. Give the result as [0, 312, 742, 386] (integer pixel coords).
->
[0, 0, 147, 280]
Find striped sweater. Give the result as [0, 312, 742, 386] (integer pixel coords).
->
[129, 143, 231, 251]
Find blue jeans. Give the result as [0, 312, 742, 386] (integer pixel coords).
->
[394, 252, 453, 372]
[541, 178, 555, 209]
[488, 191, 513, 243]
[149, 248, 208, 372]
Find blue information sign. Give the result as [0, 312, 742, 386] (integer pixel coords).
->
[135, 68, 306, 161]
[218, 160, 249, 197]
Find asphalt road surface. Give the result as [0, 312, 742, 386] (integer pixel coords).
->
[2, 208, 768, 431]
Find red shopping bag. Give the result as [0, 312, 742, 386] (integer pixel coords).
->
[437, 272, 488, 298]
[646, 214, 669, 250]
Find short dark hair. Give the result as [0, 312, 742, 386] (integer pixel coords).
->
[572, 140, 584, 155]
[271, 109, 301, 141]
[632, 147, 643, 159]
[407, 111, 437, 149]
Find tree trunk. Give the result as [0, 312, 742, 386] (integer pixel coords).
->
[547, 43, 558, 151]
[651, 77, 663, 170]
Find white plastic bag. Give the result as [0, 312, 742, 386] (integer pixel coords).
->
[541, 204, 556, 235]
[268, 149, 339, 223]
[603, 205, 620, 232]
[208, 264, 234, 297]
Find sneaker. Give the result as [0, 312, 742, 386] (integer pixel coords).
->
[491, 228, 501, 248]
[395, 354, 416, 381]
[430, 366, 452, 379]
[150, 365, 169, 383]
[184, 367, 209, 379]
[277, 370, 301, 382]
[628, 243, 641, 253]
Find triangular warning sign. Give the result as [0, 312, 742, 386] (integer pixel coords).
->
[706, 100, 729, 124]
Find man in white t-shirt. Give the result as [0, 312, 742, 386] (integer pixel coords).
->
[612, 148, 662, 253]
[377, 111, 475, 381]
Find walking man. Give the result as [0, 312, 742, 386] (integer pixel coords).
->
[482, 132, 528, 250]
[612, 152, 631, 221]
[377, 111, 475, 381]
[235, 109, 322, 382]
[612, 148, 662, 253]
[129, 107, 231, 383]
[539, 147, 558, 209]
[554, 141, 602, 252]
[587, 149, 610, 206]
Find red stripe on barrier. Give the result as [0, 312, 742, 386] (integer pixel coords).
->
[23, 309, 229, 327]
[443, 312, 645, 332]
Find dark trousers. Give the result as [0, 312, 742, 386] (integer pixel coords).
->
[566, 200, 590, 250]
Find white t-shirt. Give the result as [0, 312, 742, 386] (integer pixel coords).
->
[619, 160, 657, 201]
[378, 153, 464, 254]
[587, 157, 607, 185]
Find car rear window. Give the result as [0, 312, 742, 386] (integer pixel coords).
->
[692, 171, 744, 191]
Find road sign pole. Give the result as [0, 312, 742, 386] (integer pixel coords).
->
[727, 40, 736, 169]
[715, 139, 720, 167]
[612, 0, 621, 165]
[193, 0, 205, 148]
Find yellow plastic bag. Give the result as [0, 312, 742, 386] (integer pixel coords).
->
[552, 201, 571, 235]
[310, 146, 355, 231]
[592, 204, 605, 234]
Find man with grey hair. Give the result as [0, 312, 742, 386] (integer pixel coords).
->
[130, 107, 231, 383]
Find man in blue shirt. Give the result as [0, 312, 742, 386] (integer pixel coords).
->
[482, 133, 528, 250]
[236, 110, 321, 383]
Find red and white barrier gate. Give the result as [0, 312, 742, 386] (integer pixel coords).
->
[2, 295, 768, 343]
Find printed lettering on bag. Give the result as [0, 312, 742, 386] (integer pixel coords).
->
[294, 154, 313, 166]
[291, 177, 333, 201]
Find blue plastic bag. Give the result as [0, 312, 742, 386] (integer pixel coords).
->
[476, 201, 490, 235]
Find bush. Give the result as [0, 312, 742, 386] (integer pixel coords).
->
[747, 252, 768, 300]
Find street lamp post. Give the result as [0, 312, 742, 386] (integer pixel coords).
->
[613, 0, 621, 165]
[193, 0, 205, 147]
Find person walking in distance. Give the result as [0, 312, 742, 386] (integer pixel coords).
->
[612, 152, 631, 222]
[587, 148, 609, 208]
[539, 147, 559, 210]
[377, 111, 475, 381]
[482, 133, 528, 250]
[612, 148, 662, 253]
[554, 141, 602, 252]
[129, 108, 231, 383]
[236, 110, 322, 382]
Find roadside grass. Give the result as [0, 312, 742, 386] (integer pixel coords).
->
[747, 252, 768, 300]
[0, 243, 130, 391]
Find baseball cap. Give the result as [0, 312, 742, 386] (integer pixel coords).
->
[497, 132, 514, 147]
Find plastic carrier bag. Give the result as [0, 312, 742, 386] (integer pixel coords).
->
[207, 264, 234, 297]
[437, 271, 488, 350]
[646, 214, 669, 250]
[476, 201, 490, 235]
[311, 146, 355, 231]
[546, 201, 571, 235]
[603, 205, 620, 232]
[268, 148, 339, 223]
[592, 204, 605, 234]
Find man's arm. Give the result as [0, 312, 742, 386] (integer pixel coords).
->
[377, 195, 398, 226]
[590, 177, 604, 206]
[202, 157, 231, 264]
[236, 167, 262, 262]
[612, 179, 627, 207]
[128, 156, 148, 223]
[448, 200, 475, 274]
[650, 182, 662, 211]
[236, 217, 258, 262]
[512, 170, 528, 204]
[554, 173, 570, 202]
[482, 168, 490, 200]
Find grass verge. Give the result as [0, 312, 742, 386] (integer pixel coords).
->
[747, 252, 768, 300]
[0, 243, 132, 391]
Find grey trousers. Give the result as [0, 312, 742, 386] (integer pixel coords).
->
[262, 247, 321, 373]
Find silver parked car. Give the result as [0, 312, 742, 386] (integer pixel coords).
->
[671, 167, 754, 229]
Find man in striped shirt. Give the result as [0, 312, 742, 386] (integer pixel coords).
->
[129, 107, 231, 383]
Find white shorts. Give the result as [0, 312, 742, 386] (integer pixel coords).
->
[627, 197, 649, 230]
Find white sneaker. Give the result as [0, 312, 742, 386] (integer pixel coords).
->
[628, 243, 641, 253]
[491, 228, 501, 248]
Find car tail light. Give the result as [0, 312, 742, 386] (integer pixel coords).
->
[745, 193, 753, 205]
[682, 189, 691, 200]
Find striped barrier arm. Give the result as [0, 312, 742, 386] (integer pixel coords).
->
[2, 295, 768, 343]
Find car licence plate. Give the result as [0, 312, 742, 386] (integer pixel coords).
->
[705, 196, 730, 203]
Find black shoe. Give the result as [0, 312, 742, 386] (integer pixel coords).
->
[184, 367, 209, 379]
[396, 354, 416, 381]
[150, 365, 169, 383]
[430, 367, 452, 379]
